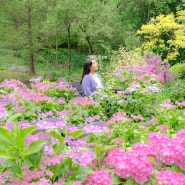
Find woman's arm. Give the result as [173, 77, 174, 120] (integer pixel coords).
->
[82, 75, 93, 97]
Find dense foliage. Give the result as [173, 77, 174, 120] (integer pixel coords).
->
[0, 0, 184, 74]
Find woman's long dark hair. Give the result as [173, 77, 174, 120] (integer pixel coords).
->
[80, 58, 93, 84]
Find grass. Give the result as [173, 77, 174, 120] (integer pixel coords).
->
[0, 48, 82, 83]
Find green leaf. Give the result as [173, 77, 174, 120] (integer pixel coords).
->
[111, 175, 123, 185]
[16, 126, 36, 150]
[24, 140, 46, 156]
[48, 130, 66, 154]
[10, 164, 22, 176]
[28, 152, 42, 167]
[57, 157, 73, 176]
[48, 130, 64, 142]
[0, 149, 15, 159]
[63, 181, 75, 185]
[0, 89, 8, 94]
[148, 156, 156, 165]
[0, 127, 13, 146]
[69, 130, 84, 138]
[124, 178, 137, 185]
[6, 112, 22, 123]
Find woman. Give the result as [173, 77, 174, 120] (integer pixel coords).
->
[81, 58, 103, 97]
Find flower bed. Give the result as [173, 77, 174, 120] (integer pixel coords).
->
[0, 55, 185, 184]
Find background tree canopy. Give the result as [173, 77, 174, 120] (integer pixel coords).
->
[0, 0, 184, 74]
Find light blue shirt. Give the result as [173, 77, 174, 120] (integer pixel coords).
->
[81, 74, 103, 97]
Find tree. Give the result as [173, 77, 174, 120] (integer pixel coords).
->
[56, 0, 80, 70]
[1, 0, 48, 75]
[41, 0, 64, 70]
[77, 0, 119, 54]
[137, 10, 185, 65]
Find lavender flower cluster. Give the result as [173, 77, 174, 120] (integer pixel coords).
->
[125, 87, 137, 95]
[146, 86, 161, 93]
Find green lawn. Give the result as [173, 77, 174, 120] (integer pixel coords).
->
[0, 48, 82, 83]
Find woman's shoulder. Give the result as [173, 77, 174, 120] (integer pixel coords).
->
[83, 74, 91, 79]
[82, 74, 91, 82]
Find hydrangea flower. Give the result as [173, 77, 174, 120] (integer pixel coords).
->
[156, 171, 185, 185]
[84, 170, 112, 185]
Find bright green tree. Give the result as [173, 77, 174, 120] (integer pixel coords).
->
[137, 10, 185, 64]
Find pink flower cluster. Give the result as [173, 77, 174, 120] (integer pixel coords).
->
[57, 81, 77, 93]
[85, 115, 100, 123]
[0, 79, 56, 103]
[84, 124, 107, 134]
[104, 144, 156, 184]
[38, 111, 53, 119]
[131, 143, 157, 160]
[31, 81, 54, 93]
[8, 166, 52, 185]
[84, 170, 112, 185]
[106, 112, 131, 124]
[26, 131, 59, 147]
[67, 148, 94, 167]
[57, 97, 66, 104]
[66, 125, 80, 133]
[65, 137, 87, 148]
[0, 102, 7, 119]
[18, 88, 54, 102]
[0, 93, 18, 106]
[131, 82, 141, 88]
[104, 148, 125, 167]
[70, 97, 98, 106]
[29, 76, 43, 84]
[160, 99, 176, 109]
[42, 154, 64, 166]
[37, 118, 66, 130]
[115, 153, 153, 185]
[156, 171, 185, 185]
[175, 101, 185, 107]
[131, 114, 144, 121]
[149, 130, 185, 170]
[14, 105, 26, 112]
[0, 79, 26, 90]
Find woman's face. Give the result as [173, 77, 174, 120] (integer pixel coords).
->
[90, 60, 98, 72]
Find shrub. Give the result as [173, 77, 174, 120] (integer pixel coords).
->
[170, 63, 185, 79]
[137, 10, 185, 65]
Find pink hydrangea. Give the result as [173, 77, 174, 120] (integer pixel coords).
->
[131, 143, 157, 161]
[149, 131, 185, 170]
[84, 170, 112, 185]
[156, 171, 185, 185]
[104, 148, 125, 167]
[106, 112, 131, 124]
[115, 152, 153, 185]
[148, 132, 171, 152]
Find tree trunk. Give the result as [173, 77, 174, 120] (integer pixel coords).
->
[27, 2, 35, 76]
[78, 42, 81, 66]
[86, 36, 93, 55]
[66, 23, 71, 70]
[56, 30, 59, 70]
[79, 25, 94, 55]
